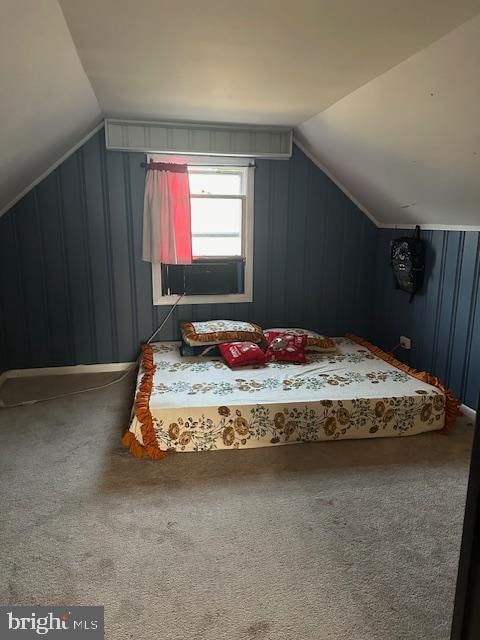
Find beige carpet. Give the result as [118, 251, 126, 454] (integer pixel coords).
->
[0, 372, 474, 640]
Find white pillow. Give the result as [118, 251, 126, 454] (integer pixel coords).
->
[181, 320, 264, 347]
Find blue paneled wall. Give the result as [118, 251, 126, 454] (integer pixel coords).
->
[0, 131, 377, 371]
[0, 128, 478, 408]
[372, 229, 480, 408]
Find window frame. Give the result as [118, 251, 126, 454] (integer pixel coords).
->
[149, 154, 254, 305]
[188, 165, 246, 260]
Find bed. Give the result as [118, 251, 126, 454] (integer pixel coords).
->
[122, 335, 461, 459]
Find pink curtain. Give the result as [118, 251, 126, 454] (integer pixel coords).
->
[142, 162, 192, 264]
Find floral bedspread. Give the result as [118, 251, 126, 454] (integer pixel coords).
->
[125, 338, 446, 455]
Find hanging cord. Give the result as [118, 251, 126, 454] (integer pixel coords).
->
[0, 295, 184, 409]
[147, 293, 183, 343]
[0, 367, 137, 409]
[389, 342, 402, 355]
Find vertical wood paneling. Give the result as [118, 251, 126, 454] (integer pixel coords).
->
[82, 135, 115, 363]
[0, 133, 376, 376]
[322, 181, 346, 336]
[445, 232, 464, 384]
[433, 232, 460, 379]
[313, 172, 329, 330]
[99, 139, 119, 361]
[303, 162, 325, 331]
[251, 159, 270, 328]
[104, 151, 136, 361]
[463, 238, 480, 406]
[285, 147, 308, 327]
[266, 160, 289, 326]
[60, 153, 94, 364]
[337, 199, 361, 335]
[122, 154, 139, 351]
[4, 128, 476, 408]
[357, 215, 377, 337]
[79, 148, 99, 362]
[372, 229, 480, 407]
[409, 229, 432, 369]
[37, 173, 73, 365]
[287, 149, 313, 326]
[0, 299, 6, 373]
[14, 192, 50, 367]
[421, 232, 443, 371]
[0, 209, 29, 369]
[449, 233, 478, 397]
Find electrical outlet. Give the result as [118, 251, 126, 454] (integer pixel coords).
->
[400, 335, 412, 350]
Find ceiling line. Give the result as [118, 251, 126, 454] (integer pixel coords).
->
[0, 120, 104, 219]
[294, 136, 480, 232]
[379, 223, 480, 231]
[293, 135, 380, 227]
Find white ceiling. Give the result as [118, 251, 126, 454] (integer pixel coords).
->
[0, 0, 101, 214]
[296, 13, 480, 227]
[1, 0, 480, 227]
[58, 0, 480, 125]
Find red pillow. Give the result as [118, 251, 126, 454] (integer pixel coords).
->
[265, 331, 307, 363]
[219, 342, 267, 368]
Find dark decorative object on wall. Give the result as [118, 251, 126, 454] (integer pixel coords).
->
[373, 229, 480, 408]
[390, 225, 425, 302]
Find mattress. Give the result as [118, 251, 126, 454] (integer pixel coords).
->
[123, 336, 458, 458]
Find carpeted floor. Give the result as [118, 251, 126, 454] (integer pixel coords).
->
[0, 372, 474, 640]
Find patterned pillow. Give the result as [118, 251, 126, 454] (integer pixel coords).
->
[219, 342, 266, 368]
[265, 328, 336, 353]
[265, 331, 307, 364]
[181, 320, 264, 347]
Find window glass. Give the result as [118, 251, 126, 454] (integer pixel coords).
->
[190, 197, 242, 235]
[192, 237, 241, 257]
[188, 171, 243, 195]
[191, 197, 242, 257]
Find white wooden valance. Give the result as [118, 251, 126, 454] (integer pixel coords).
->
[105, 119, 292, 159]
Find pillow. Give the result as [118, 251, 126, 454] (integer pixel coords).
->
[181, 320, 264, 347]
[265, 331, 307, 364]
[265, 328, 336, 353]
[179, 341, 220, 357]
[219, 342, 266, 368]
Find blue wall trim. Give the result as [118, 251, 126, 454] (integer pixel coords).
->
[0, 132, 376, 371]
[372, 229, 480, 408]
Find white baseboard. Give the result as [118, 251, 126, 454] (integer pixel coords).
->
[460, 404, 477, 423]
[0, 362, 136, 391]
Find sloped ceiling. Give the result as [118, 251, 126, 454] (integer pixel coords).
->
[1, 1, 480, 227]
[296, 13, 480, 227]
[58, 0, 480, 126]
[0, 0, 101, 214]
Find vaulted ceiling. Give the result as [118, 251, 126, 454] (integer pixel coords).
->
[0, 0, 101, 215]
[1, 0, 480, 226]
[296, 13, 480, 227]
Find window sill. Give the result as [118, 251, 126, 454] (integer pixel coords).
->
[153, 292, 253, 306]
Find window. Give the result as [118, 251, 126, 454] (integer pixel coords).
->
[151, 155, 254, 305]
[189, 167, 244, 259]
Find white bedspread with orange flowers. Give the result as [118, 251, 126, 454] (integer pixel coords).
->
[125, 337, 447, 454]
